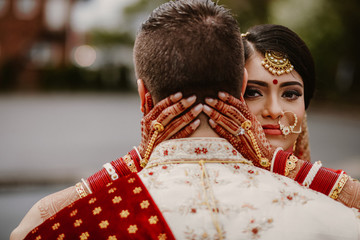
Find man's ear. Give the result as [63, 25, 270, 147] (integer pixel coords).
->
[137, 79, 148, 113]
[241, 68, 248, 98]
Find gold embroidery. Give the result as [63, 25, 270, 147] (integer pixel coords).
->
[74, 219, 83, 227]
[80, 232, 90, 240]
[148, 215, 159, 224]
[112, 196, 122, 204]
[93, 207, 102, 215]
[158, 233, 167, 240]
[57, 234, 65, 240]
[140, 200, 150, 209]
[128, 225, 138, 234]
[108, 188, 117, 194]
[35, 236, 42, 240]
[133, 187, 142, 194]
[70, 209, 78, 217]
[99, 220, 109, 229]
[128, 178, 135, 183]
[108, 236, 117, 240]
[89, 198, 97, 204]
[52, 223, 60, 230]
[31, 228, 39, 234]
[106, 182, 113, 187]
[120, 210, 130, 218]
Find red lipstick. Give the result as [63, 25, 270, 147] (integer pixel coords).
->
[262, 124, 282, 135]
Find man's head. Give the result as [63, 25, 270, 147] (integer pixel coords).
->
[134, 0, 245, 104]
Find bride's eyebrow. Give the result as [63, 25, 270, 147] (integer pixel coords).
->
[247, 80, 268, 87]
[280, 81, 303, 88]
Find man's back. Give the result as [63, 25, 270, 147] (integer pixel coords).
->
[139, 138, 360, 239]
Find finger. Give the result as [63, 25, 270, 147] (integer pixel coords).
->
[156, 104, 203, 142]
[156, 95, 197, 126]
[145, 92, 183, 121]
[209, 119, 243, 150]
[203, 105, 240, 135]
[172, 119, 201, 139]
[205, 98, 246, 124]
[218, 92, 253, 119]
[144, 93, 154, 115]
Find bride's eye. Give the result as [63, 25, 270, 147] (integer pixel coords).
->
[282, 90, 302, 100]
[244, 88, 262, 99]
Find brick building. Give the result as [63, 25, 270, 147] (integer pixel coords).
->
[0, 0, 80, 90]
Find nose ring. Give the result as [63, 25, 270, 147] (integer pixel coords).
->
[278, 111, 302, 136]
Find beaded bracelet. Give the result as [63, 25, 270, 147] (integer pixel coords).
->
[302, 161, 322, 187]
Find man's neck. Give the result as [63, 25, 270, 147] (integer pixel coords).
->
[189, 114, 220, 138]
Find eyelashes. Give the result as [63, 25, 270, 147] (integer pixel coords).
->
[244, 87, 303, 100]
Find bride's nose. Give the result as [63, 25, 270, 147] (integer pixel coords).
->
[262, 96, 283, 120]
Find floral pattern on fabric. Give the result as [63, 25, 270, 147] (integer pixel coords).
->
[139, 138, 360, 240]
[24, 174, 175, 240]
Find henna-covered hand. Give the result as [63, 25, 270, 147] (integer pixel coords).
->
[139, 92, 202, 158]
[203, 91, 275, 169]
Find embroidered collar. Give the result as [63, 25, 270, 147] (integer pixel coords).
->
[148, 137, 251, 166]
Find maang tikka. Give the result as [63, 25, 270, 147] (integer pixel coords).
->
[262, 51, 294, 76]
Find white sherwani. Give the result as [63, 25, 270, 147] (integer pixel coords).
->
[139, 138, 360, 240]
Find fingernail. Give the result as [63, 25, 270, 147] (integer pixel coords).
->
[203, 105, 211, 112]
[205, 98, 214, 104]
[187, 95, 196, 103]
[208, 119, 216, 128]
[192, 119, 201, 128]
[218, 92, 226, 98]
[174, 92, 182, 100]
[194, 104, 203, 112]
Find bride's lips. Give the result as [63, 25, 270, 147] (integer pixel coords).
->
[262, 124, 282, 135]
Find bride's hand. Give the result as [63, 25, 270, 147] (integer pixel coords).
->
[139, 92, 203, 158]
[203, 91, 275, 169]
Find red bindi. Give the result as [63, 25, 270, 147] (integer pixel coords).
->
[273, 79, 278, 85]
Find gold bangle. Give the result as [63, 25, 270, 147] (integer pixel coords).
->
[123, 154, 138, 173]
[75, 182, 88, 199]
[284, 154, 298, 177]
[330, 174, 349, 200]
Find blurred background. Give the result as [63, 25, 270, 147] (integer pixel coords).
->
[0, 0, 359, 239]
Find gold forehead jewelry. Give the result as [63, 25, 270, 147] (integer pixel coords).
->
[262, 51, 294, 76]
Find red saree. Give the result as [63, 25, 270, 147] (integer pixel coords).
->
[25, 173, 175, 240]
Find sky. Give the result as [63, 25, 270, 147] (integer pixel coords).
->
[71, 0, 134, 32]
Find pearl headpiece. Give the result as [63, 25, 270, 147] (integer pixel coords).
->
[262, 51, 294, 76]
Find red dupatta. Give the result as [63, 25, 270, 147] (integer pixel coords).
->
[25, 173, 175, 240]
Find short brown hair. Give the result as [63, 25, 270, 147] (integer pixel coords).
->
[134, 0, 244, 103]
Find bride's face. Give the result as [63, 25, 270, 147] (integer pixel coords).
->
[244, 51, 305, 151]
